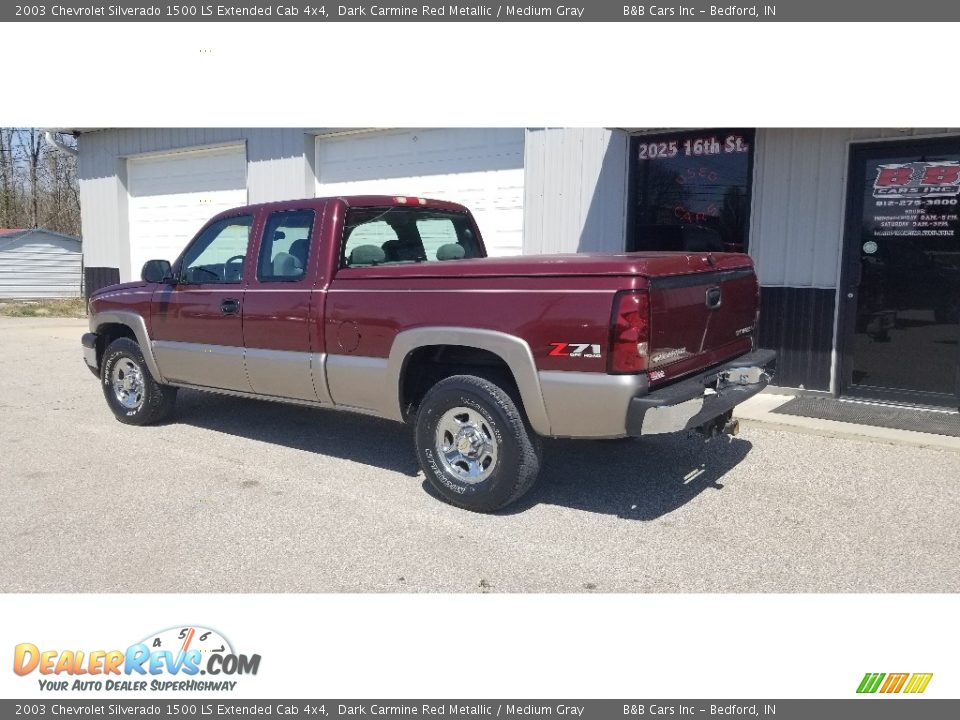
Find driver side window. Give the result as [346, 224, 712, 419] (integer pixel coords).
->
[180, 215, 253, 284]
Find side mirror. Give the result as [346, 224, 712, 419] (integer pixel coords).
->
[141, 259, 173, 284]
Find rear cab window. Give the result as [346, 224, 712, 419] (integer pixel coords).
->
[341, 207, 482, 268]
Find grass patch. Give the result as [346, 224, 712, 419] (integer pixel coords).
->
[0, 298, 87, 318]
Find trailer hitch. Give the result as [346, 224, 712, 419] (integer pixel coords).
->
[697, 411, 740, 440]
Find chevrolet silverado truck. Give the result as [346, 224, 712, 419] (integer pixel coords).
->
[82, 196, 775, 512]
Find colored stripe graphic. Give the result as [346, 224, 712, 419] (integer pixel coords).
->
[880, 673, 909, 693]
[904, 673, 933, 694]
[857, 673, 885, 693]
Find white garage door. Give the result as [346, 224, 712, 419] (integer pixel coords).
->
[127, 144, 247, 280]
[316, 129, 524, 256]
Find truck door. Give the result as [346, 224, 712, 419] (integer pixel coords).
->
[151, 214, 254, 391]
[242, 207, 325, 402]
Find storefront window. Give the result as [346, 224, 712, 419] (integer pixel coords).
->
[629, 129, 755, 253]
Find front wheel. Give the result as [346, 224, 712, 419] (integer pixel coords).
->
[415, 374, 541, 513]
[101, 337, 177, 425]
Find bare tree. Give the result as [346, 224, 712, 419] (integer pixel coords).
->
[0, 128, 13, 227]
[0, 128, 80, 236]
[16, 128, 42, 227]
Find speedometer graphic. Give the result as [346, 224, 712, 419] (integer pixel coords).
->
[138, 626, 234, 660]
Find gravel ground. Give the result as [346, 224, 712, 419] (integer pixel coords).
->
[2, 316, 958, 593]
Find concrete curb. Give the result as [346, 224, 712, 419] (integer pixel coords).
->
[736, 393, 960, 453]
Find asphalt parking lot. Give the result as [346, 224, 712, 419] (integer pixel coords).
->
[2, 316, 959, 593]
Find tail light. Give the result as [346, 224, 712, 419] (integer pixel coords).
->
[609, 290, 650, 374]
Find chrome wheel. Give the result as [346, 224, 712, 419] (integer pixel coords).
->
[435, 406, 499, 484]
[111, 357, 144, 410]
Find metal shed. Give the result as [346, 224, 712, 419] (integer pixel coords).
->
[0, 229, 83, 300]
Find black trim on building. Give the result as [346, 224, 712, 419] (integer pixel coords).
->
[757, 286, 835, 392]
[84, 267, 120, 298]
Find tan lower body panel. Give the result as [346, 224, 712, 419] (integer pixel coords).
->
[325, 354, 391, 415]
[152, 340, 250, 392]
[245, 347, 325, 402]
[537, 370, 647, 438]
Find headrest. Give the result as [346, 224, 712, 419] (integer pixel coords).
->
[436, 243, 466, 261]
[272, 251, 301, 277]
[349, 244, 386, 266]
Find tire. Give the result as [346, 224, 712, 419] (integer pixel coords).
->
[415, 374, 541, 513]
[101, 337, 177, 426]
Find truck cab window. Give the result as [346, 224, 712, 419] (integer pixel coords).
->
[341, 207, 482, 267]
[343, 218, 399, 266]
[258, 210, 314, 281]
[179, 216, 253, 284]
[416, 217, 461, 260]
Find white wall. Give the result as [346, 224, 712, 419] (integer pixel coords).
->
[522, 128, 629, 255]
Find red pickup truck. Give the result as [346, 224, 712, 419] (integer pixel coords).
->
[82, 196, 775, 512]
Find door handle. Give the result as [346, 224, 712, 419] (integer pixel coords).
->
[220, 298, 240, 315]
[705, 286, 722, 310]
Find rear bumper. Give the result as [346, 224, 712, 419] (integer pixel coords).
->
[81, 332, 99, 375]
[625, 349, 776, 437]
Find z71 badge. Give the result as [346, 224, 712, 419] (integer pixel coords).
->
[549, 342, 602, 358]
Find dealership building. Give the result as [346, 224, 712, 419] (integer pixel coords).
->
[68, 127, 960, 408]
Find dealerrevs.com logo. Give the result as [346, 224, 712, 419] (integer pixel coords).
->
[13, 626, 261, 692]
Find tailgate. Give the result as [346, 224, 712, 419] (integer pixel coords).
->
[648, 264, 758, 381]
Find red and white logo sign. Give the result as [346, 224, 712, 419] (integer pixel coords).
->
[873, 161, 960, 198]
[548, 342, 601, 359]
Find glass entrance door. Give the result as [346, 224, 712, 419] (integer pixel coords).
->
[842, 139, 960, 406]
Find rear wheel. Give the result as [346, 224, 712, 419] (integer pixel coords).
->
[101, 337, 177, 425]
[415, 374, 541, 513]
